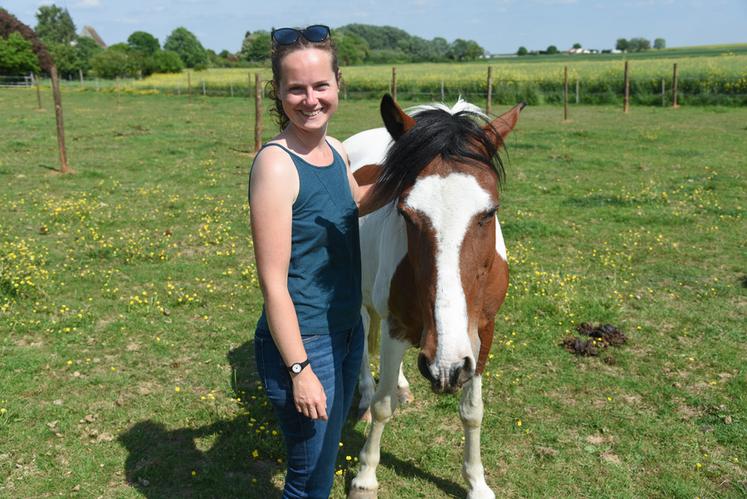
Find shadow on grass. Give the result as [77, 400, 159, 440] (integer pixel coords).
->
[341, 415, 467, 497]
[119, 341, 465, 498]
[118, 342, 283, 498]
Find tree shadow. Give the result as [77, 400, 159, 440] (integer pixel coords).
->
[118, 342, 284, 498]
[119, 341, 465, 498]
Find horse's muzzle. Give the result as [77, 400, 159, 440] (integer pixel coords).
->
[418, 354, 474, 393]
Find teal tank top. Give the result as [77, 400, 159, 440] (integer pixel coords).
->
[250, 142, 362, 334]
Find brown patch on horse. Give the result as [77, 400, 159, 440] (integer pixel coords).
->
[387, 198, 439, 356]
[387, 256, 426, 347]
[353, 164, 381, 186]
[477, 256, 508, 373]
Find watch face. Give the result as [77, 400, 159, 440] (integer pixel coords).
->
[291, 363, 302, 374]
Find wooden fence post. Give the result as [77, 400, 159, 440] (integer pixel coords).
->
[50, 65, 70, 174]
[202, 80, 206, 96]
[576, 79, 580, 104]
[623, 60, 630, 113]
[391, 66, 397, 101]
[254, 73, 262, 153]
[78, 69, 83, 85]
[672, 63, 679, 108]
[230, 83, 234, 97]
[440, 79, 445, 101]
[563, 66, 568, 121]
[486, 66, 493, 115]
[33, 73, 42, 109]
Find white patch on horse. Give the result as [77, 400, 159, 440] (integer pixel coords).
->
[407, 97, 488, 119]
[495, 216, 507, 262]
[404, 173, 493, 381]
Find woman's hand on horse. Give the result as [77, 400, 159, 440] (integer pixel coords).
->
[291, 368, 328, 420]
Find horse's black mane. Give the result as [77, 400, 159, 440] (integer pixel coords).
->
[374, 106, 505, 206]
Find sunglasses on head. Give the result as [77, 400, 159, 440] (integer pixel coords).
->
[271, 25, 331, 45]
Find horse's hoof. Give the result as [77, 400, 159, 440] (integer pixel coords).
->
[348, 486, 378, 499]
[358, 408, 372, 422]
[466, 485, 495, 499]
[397, 386, 414, 405]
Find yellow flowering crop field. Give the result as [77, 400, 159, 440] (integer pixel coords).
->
[125, 50, 747, 105]
[1, 89, 745, 497]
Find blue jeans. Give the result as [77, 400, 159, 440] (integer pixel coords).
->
[254, 320, 364, 499]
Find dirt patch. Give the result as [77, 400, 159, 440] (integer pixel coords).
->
[562, 323, 628, 357]
[576, 323, 627, 346]
[600, 451, 621, 464]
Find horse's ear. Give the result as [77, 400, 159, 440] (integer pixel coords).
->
[380, 94, 416, 140]
[485, 102, 526, 147]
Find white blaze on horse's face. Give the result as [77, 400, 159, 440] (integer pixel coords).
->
[404, 172, 494, 389]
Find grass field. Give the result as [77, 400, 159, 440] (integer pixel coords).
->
[1, 88, 746, 498]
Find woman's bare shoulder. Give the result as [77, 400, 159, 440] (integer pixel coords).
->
[326, 136, 349, 164]
[249, 145, 299, 202]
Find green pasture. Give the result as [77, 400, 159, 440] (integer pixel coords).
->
[1, 88, 745, 498]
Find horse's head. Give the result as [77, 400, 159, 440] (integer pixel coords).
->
[375, 95, 524, 393]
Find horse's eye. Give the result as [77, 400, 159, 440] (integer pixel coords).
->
[478, 208, 497, 227]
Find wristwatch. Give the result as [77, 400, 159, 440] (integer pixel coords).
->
[287, 359, 310, 375]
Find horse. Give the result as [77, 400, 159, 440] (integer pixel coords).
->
[343, 95, 524, 499]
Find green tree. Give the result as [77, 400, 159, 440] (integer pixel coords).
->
[35, 5, 76, 45]
[654, 38, 666, 49]
[430, 37, 450, 60]
[628, 37, 651, 52]
[90, 43, 139, 78]
[128, 31, 160, 56]
[615, 38, 629, 51]
[572, 42, 582, 49]
[334, 30, 368, 65]
[150, 50, 184, 73]
[47, 42, 79, 78]
[546, 45, 559, 54]
[74, 36, 102, 75]
[240, 31, 271, 62]
[164, 27, 207, 68]
[0, 32, 40, 74]
[517, 46, 528, 56]
[449, 39, 484, 61]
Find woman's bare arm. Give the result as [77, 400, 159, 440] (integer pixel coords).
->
[249, 147, 328, 420]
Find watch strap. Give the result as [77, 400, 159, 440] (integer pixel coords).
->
[288, 358, 310, 374]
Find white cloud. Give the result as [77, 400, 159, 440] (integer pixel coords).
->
[75, 0, 102, 7]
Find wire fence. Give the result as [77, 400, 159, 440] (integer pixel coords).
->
[5, 66, 747, 108]
[0, 74, 34, 88]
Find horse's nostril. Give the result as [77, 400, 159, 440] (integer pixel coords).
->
[418, 353, 435, 384]
[462, 356, 474, 374]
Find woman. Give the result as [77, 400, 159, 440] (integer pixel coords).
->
[249, 25, 374, 498]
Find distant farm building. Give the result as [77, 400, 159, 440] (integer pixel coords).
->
[80, 26, 106, 48]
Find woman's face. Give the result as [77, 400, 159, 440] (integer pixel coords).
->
[278, 48, 339, 133]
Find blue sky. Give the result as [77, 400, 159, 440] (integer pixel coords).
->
[3, 0, 745, 54]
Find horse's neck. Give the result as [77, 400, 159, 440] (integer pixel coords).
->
[359, 205, 407, 312]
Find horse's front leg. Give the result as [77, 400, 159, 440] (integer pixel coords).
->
[349, 330, 409, 499]
[460, 375, 495, 499]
